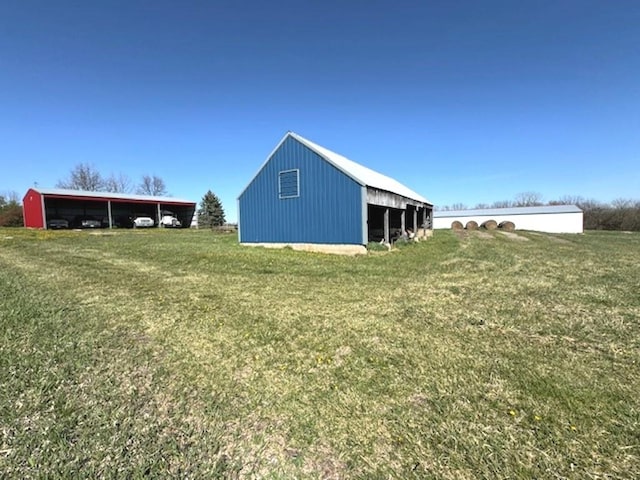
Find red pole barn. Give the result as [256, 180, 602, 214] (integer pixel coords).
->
[22, 188, 196, 229]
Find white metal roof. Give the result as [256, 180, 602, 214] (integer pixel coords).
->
[433, 205, 582, 218]
[289, 133, 430, 204]
[31, 187, 195, 204]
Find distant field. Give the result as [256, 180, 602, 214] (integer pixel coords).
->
[1, 228, 639, 479]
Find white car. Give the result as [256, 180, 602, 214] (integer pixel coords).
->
[132, 215, 155, 228]
[159, 214, 181, 228]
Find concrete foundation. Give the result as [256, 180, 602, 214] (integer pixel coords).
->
[241, 243, 367, 256]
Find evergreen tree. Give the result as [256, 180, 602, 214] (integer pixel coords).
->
[198, 190, 225, 228]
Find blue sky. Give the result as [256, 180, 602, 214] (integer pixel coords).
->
[1, 0, 638, 221]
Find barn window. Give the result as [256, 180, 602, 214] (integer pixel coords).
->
[279, 169, 300, 199]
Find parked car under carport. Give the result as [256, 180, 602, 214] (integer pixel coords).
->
[47, 218, 69, 229]
[73, 216, 101, 229]
[132, 215, 155, 228]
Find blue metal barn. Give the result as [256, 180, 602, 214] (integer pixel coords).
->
[238, 132, 432, 246]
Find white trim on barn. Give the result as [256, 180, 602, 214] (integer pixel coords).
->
[433, 205, 583, 234]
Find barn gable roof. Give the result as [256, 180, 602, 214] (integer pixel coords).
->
[240, 132, 430, 204]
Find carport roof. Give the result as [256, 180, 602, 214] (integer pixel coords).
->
[30, 188, 195, 205]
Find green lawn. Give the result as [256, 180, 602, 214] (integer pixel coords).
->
[1, 228, 639, 478]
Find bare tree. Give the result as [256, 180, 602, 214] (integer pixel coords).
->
[548, 195, 584, 206]
[612, 198, 634, 209]
[575, 198, 601, 210]
[137, 175, 168, 196]
[474, 203, 490, 209]
[436, 203, 469, 211]
[514, 191, 544, 207]
[451, 203, 468, 211]
[491, 200, 514, 208]
[0, 190, 20, 205]
[104, 173, 133, 193]
[56, 163, 104, 191]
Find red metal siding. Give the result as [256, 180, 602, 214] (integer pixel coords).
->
[23, 188, 44, 228]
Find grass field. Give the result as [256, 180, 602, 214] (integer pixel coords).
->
[1, 227, 639, 479]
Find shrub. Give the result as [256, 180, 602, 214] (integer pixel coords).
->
[0, 204, 23, 227]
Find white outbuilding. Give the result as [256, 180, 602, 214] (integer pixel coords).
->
[433, 205, 583, 234]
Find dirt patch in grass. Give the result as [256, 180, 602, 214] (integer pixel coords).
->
[547, 235, 573, 244]
[526, 232, 573, 244]
[453, 229, 469, 240]
[453, 230, 494, 240]
[474, 230, 494, 239]
[498, 231, 529, 241]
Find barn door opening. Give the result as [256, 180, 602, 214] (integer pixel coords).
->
[367, 205, 405, 243]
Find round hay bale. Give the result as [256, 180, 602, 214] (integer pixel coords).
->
[465, 220, 478, 230]
[451, 221, 464, 230]
[481, 219, 498, 230]
[499, 221, 515, 231]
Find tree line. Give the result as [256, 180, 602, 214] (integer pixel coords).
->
[55, 163, 169, 196]
[437, 192, 640, 231]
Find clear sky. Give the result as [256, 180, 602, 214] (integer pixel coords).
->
[1, 0, 638, 221]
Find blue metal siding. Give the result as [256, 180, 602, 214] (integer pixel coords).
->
[239, 136, 363, 244]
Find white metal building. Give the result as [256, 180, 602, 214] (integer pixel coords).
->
[433, 205, 583, 233]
